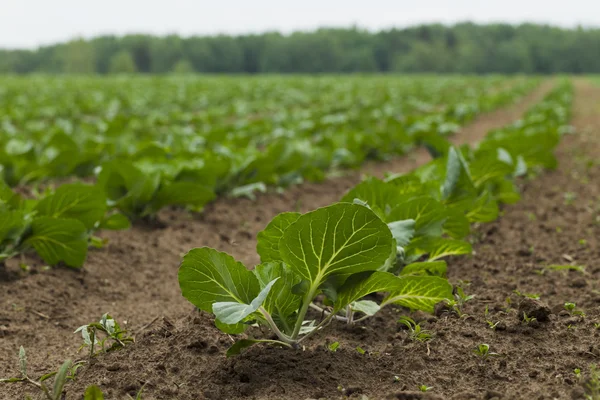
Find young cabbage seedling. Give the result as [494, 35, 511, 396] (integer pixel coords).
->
[419, 385, 433, 392]
[473, 343, 499, 359]
[178, 203, 452, 355]
[75, 314, 134, 358]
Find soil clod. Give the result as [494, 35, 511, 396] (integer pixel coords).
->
[517, 297, 552, 322]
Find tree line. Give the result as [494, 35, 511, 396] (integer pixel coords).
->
[2, 23, 599, 74]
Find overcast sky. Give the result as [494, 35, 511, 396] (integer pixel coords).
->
[2, 0, 600, 49]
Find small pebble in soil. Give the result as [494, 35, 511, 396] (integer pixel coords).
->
[529, 370, 539, 378]
[342, 386, 363, 396]
[495, 322, 507, 331]
[485, 390, 504, 400]
[570, 278, 587, 288]
[203, 388, 221, 400]
[563, 316, 581, 326]
[105, 363, 122, 371]
[571, 387, 586, 399]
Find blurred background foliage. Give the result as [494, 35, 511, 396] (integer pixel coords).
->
[2, 23, 599, 74]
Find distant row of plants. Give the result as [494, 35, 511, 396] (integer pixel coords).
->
[0, 77, 538, 268]
[2, 76, 533, 187]
[177, 80, 573, 354]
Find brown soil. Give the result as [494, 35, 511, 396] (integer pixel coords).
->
[3, 80, 596, 400]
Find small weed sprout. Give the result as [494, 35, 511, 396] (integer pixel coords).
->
[484, 306, 499, 330]
[513, 289, 540, 300]
[398, 317, 433, 342]
[564, 192, 577, 205]
[540, 264, 586, 275]
[75, 314, 134, 358]
[419, 385, 433, 392]
[575, 368, 583, 381]
[328, 341, 340, 352]
[522, 313, 538, 325]
[455, 286, 475, 306]
[0, 346, 81, 400]
[446, 286, 475, 317]
[503, 297, 512, 312]
[565, 302, 576, 312]
[473, 343, 499, 359]
[564, 302, 586, 317]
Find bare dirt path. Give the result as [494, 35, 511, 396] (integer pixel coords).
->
[0, 81, 555, 399]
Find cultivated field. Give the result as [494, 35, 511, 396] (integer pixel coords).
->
[1, 76, 599, 400]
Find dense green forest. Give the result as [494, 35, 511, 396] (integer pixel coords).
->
[1, 23, 599, 74]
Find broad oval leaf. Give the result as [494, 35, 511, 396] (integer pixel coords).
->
[405, 237, 472, 262]
[150, 181, 215, 213]
[256, 212, 301, 262]
[382, 276, 453, 313]
[466, 191, 499, 223]
[279, 203, 393, 290]
[178, 247, 260, 313]
[340, 178, 401, 218]
[441, 147, 476, 206]
[253, 261, 302, 322]
[84, 385, 105, 400]
[443, 209, 471, 239]
[387, 196, 447, 237]
[469, 153, 514, 188]
[99, 213, 131, 230]
[34, 184, 107, 230]
[387, 219, 416, 247]
[351, 300, 381, 316]
[24, 217, 88, 267]
[334, 271, 404, 311]
[213, 278, 279, 325]
[399, 261, 447, 277]
[0, 209, 27, 243]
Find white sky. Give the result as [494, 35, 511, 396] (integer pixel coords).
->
[2, 0, 600, 49]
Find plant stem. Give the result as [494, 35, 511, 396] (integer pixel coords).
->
[346, 305, 354, 325]
[24, 377, 53, 400]
[290, 286, 318, 340]
[258, 307, 295, 345]
[353, 314, 372, 323]
[277, 307, 292, 334]
[256, 339, 294, 349]
[309, 303, 348, 322]
[297, 312, 335, 343]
